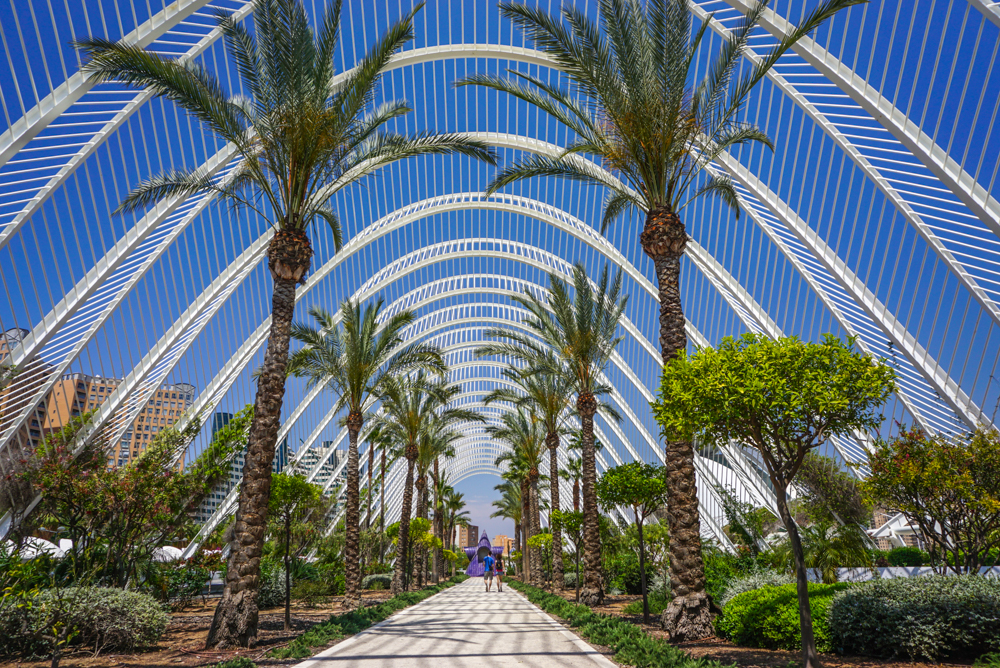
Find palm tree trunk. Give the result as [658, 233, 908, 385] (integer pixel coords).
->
[433, 458, 442, 584]
[366, 437, 374, 532]
[206, 270, 301, 649]
[642, 205, 711, 639]
[343, 414, 363, 608]
[520, 478, 530, 582]
[380, 450, 386, 559]
[391, 453, 417, 595]
[414, 475, 427, 586]
[547, 436, 563, 590]
[577, 393, 602, 606]
[529, 475, 543, 588]
[573, 478, 580, 513]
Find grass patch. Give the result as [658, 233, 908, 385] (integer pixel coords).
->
[269, 575, 468, 660]
[507, 580, 731, 668]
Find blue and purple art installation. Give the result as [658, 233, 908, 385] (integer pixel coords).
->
[464, 531, 504, 577]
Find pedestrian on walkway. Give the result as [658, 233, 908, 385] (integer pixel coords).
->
[495, 556, 505, 592]
[483, 553, 495, 592]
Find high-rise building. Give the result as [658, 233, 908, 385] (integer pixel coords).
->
[460, 525, 480, 548]
[493, 534, 514, 556]
[0, 328, 54, 452]
[40, 374, 196, 467]
[296, 441, 346, 491]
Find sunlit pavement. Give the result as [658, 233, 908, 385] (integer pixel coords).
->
[293, 577, 617, 667]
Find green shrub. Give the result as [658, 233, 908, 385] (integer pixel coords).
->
[885, 546, 929, 567]
[258, 558, 287, 608]
[718, 569, 794, 608]
[603, 552, 643, 595]
[210, 659, 256, 668]
[716, 582, 851, 652]
[830, 575, 1000, 661]
[0, 586, 168, 657]
[361, 573, 392, 590]
[622, 590, 670, 616]
[291, 580, 333, 606]
[507, 579, 727, 668]
[975, 652, 1000, 667]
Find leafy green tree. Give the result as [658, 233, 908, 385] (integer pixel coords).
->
[715, 485, 767, 556]
[654, 333, 894, 668]
[796, 452, 872, 526]
[267, 473, 327, 630]
[553, 509, 585, 602]
[288, 299, 444, 607]
[75, 0, 494, 647]
[596, 463, 669, 622]
[477, 263, 626, 605]
[459, 0, 862, 639]
[19, 409, 248, 589]
[863, 426, 1000, 575]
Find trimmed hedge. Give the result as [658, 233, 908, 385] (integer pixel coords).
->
[508, 579, 728, 668]
[715, 582, 851, 652]
[0, 586, 168, 657]
[270, 574, 469, 660]
[830, 575, 1000, 661]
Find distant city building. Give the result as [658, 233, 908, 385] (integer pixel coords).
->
[295, 440, 347, 491]
[195, 412, 289, 524]
[493, 534, 514, 556]
[460, 525, 480, 548]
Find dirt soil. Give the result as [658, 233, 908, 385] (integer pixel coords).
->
[549, 588, 978, 668]
[0, 592, 396, 668]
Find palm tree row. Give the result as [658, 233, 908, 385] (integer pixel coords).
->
[459, 0, 862, 637]
[80, 0, 496, 648]
[477, 263, 627, 603]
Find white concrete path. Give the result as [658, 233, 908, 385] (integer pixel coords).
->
[293, 577, 617, 667]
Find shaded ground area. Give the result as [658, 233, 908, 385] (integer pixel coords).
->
[548, 586, 977, 668]
[0, 592, 396, 668]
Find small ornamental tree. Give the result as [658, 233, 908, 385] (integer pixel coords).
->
[596, 463, 669, 623]
[267, 473, 327, 631]
[654, 334, 894, 668]
[553, 509, 585, 601]
[862, 425, 1000, 575]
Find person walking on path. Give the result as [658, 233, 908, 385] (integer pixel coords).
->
[483, 553, 496, 592]
[494, 556, 505, 593]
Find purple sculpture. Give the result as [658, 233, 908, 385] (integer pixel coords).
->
[464, 531, 504, 576]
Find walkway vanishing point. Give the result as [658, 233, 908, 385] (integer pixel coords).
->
[292, 578, 616, 667]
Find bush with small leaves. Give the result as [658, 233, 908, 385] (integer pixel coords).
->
[718, 569, 795, 608]
[885, 546, 929, 567]
[0, 586, 168, 657]
[716, 582, 851, 652]
[830, 575, 1000, 661]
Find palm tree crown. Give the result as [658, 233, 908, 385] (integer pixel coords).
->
[458, 0, 858, 229]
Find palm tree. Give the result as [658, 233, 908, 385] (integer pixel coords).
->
[491, 408, 547, 587]
[77, 0, 495, 648]
[562, 457, 582, 513]
[493, 473, 529, 579]
[483, 361, 572, 589]
[432, 471, 457, 583]
[444, 488, 470, 553]
[477, 264, 626, 605]
[413, 421, 460, 585]
[458, 0, 860, 635]
[373, 374, 482, 593]
[286, 299, 444, 608]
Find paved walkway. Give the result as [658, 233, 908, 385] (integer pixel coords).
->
[294, 577, 616, 667]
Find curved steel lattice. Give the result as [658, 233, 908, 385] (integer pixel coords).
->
[0, 0, 998, 546]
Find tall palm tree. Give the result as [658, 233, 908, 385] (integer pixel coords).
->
[413, 421, 460, 585]
[459, 0, 860, 636]
[478, 264, 626, 604]
[493, 473, 529, 579]
[287, 299, 444, 608]
[432, 473, 455, 583]
[373, 374, 482, 593]
[491, 408, 547, 587]
[443, 488, 470, 553]
[77, 0, 495, 648]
